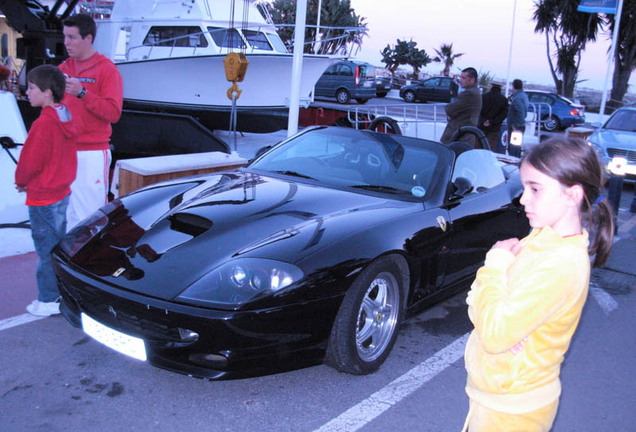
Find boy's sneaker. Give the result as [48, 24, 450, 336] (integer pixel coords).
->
[26, 299, 61, 317]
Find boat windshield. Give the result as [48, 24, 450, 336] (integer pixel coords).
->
[143, 26, 208, 48]
[208, 27, 246, 49]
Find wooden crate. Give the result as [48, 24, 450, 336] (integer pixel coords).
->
[566, 126, 595, 140]
[114, 152, 247, 197]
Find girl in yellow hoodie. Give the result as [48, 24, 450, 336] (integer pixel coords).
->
[463, 137, 615, 431]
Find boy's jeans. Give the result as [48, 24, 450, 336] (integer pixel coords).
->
[29, 194, 69, 302]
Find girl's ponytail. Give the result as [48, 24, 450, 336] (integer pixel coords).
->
[589, 198, 614, 268]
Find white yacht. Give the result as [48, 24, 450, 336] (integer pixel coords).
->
[84, 0, 341, 110]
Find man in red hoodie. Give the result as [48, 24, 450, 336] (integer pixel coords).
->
[59, 14, 123, 229]
[15, 64, 78, 317]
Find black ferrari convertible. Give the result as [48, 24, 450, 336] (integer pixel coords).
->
[53, 126, 529, 379]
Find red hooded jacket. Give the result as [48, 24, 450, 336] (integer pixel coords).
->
[59, 53, 123, 151]
[15, 105, 78, 205]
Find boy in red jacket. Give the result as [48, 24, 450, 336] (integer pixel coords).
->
[15, 65, 78, 317]
[59, 14, 123, 229]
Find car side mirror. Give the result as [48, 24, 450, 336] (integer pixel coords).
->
[251, 145, 273, 162]
[450, 177, 474, 200]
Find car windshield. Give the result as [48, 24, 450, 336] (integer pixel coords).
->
[249, 127, 446, 200]
[604, 110, 636, 132]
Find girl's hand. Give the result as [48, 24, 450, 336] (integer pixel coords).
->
[492, 238, 521, 253]
[510, 337, 528, 355]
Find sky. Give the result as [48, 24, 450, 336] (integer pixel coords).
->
[348, 0, 634, 92]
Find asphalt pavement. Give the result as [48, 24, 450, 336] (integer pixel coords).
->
[0, 178, 634, 432]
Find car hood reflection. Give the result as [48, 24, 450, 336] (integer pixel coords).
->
[71, 172, 418, 300]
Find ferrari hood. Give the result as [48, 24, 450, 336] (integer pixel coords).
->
[72, 172, 417, 299]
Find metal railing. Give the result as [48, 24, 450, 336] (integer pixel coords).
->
[342, 101, 553, 141]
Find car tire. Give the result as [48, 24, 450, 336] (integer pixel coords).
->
[336, 89, 351, 104]
[356, 98, 370, 105]
[331, 116, 353, 128]
[325, 255, 408, 375]
[376, 92, 388, 98]
[403, 90, 416, 103]
[368, 116, 402, 135]
[542, 115, 560, 132]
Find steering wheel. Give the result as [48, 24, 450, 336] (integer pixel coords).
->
[449, 126, 490, 150]
[344, 151, 361, 164]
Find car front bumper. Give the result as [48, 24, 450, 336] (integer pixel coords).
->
[561, 115, 585, 128]
[53, 252, 343, 379]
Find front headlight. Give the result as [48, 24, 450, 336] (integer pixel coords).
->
[608, 156, 628, 176]
[587, 139, 608, 161]
[176, 258, 304, 307]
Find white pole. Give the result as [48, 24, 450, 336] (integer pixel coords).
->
[505, 0, 518, 98]
[598, 0, 624, 119]
[287, 0, 308, 136]
[315, 0, 322, 54]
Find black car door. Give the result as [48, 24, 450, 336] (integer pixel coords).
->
[442, 150, 526, 288]
[436, 78, 452, 102]
[417, 78, 439, 101]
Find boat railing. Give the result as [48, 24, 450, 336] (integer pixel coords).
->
[127, 29, 223, 61]
[124, 24, 365, 61]
[272, 24, 366, 56]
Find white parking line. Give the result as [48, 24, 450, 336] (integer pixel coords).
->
[312, 333, 469, 432]
[0, 313, 45, 331]
[590, 286, 619, 316]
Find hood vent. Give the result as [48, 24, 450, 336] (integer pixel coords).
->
[168, 213, 213, 237]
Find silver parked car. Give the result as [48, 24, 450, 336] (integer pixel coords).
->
[587, 107, 636, 180]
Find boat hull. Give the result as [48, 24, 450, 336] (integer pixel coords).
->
[118, 53, 336, 109]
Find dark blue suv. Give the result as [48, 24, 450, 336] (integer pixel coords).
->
[314, 60, 376, 104]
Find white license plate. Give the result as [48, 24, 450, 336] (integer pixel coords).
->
[363, 81, 372, 87]
[81, 313, 147, 361]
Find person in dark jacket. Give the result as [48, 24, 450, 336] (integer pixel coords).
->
[440, 67, 482, 147]
[507, 79, 529, 157]
[479, 82, 508, 152]
[450, 74, 459, 102]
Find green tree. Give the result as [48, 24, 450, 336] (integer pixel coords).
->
[380, 44, 400, 76]
[433, 43, 464, 76]
[380, 39, 431, 79]
[533, 0, 603, 98]
[606, 0, 636, 110]
[407, 42, 432, 79]
[266, 0, 367, 54]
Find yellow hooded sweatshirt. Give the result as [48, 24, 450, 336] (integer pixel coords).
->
[464, 226, 590, 416]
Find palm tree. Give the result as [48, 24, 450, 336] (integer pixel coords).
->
[433, 43, 464, 76]
[533, 0, 603, 98]
[607, 0, 636, 110]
